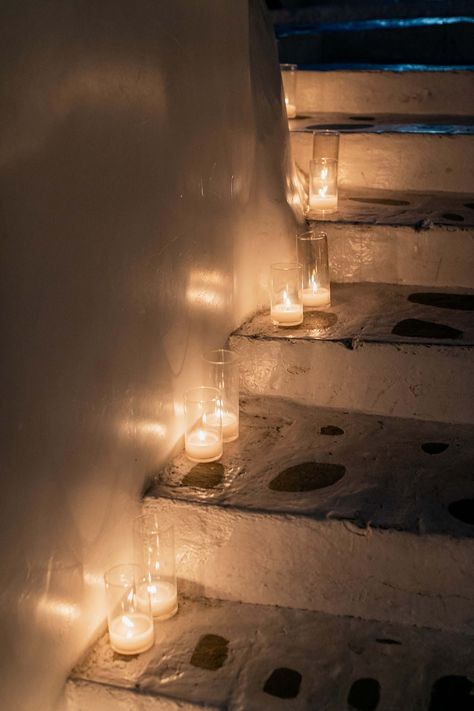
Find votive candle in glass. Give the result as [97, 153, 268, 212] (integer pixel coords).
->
[184, 386, 223, 462]
[270, 262, 303, 327]
[280, 63, 297, 118]
[203, 349, 239, 442]
[296, 230, 331, 309]
[104, 564, 154, 655]
[134, 513, 178, 620]
[309, 158, 338, 215]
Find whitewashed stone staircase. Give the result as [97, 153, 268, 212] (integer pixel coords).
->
[66, 68, 474, 711]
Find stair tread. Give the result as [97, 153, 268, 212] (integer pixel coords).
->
[309, 187, 474, 226]
[147, 395, 474, 540]
[232, 282, 474, 346]
[291, 111, 474, 134]
[69, 595, 474, 711]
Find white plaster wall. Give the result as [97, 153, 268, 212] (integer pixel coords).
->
[0, 2, 299, 709]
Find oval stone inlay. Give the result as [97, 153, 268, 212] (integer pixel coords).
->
[408, 292, 474, 311]
[391, 319, 463, 340]
[190, 634, 229, 670]
[181, 462, 224, 489]
[263, 667, 302, 699]
[428, 675, 474, 711]
[448, 499, 474, 526]
[321, 425, 344, 436]
[442, 212, 465, 222]
[307, 123, 374, 131]
[464, 202, 474, 209]
[375, 638, 401, 645]
[269, 461, 345, 492]
[347, 678, 381, 711]
[421, 442, 449, 455]
[349, 197, 410, 207]
[349, 115, 375, 121]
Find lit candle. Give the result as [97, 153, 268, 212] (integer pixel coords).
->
[302, 275, 331, 308]
[137, 580, 178, 620]
[205, 409, 239, 442]
[108, 613, 154, 655]
[185, 428, 223, 462]
[271, 289, 303, 327]
[285, 97, 296, 118]
[309, 184, 338, 212]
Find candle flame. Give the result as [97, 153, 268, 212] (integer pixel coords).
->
[318, 185, 328, 198]
[320, 166, 329, 180]
[122, 615, 135, 628]
[198, 429, 206, 442]
[311, 274, 318, 293]
[283, 289, 291, 309]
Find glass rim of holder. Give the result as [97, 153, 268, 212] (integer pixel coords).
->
[202, 348, 240, 443]
[104, 562, 154, 655]
[184, 385, 223, 462]
[134, 513, 178, 620]
[312, 129, 340, 160]
[296, 230, 331, 310]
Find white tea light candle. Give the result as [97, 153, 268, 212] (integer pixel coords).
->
[184, 386, 223, 462]
[109, 613, 154, 655]
[270, 264, 303, 327]
[137, 580, 178, 619]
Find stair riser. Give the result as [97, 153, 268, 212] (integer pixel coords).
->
[296, 70, 474, 116]
[324, 223, 474, 289]
[149, 499, 474, 634]
[66, 680, 202, 710]
[229, 337, 474, 424]
[291, 132, 474, 193]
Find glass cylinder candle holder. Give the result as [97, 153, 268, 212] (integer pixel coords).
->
[104, 564, 154, 655]
[203, 349, 239, 442]
[309, 158, 338, 215]
[280, 63, 297, 118]
[184, 386, 223, 462]
[296, 231, 331, 309]
[270, 262, 303, 327]
[134, 513, 178, 620]
[312, 130, 340, 162]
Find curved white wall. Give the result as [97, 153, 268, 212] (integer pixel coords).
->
[0, 1, 299, 709]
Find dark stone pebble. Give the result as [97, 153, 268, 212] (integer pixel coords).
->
[391, 318, 463, 339]
[442, 212, 465, 221]
[320, 425, 344, 436]
[181, 462, 224, 489]
[421, 442, 449, 454]
[190, 634, 229, 671]
[269, 461, 345, 492]
[347, 678, 380, 710]
[428, 675, 474, 711]
[263, 667, 302, 699]
[408, 292, 474, 311]
[448, 499, 474, 526]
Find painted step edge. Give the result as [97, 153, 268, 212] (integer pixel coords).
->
[142, 497, 474, 635]
[323, 222, 474, 289]
[294, 69, 474, 116]
[291, 132, 474, 193]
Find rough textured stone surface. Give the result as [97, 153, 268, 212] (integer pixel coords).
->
[230, 283, 474, 424]
[144, 396, 474, 632]
[67, 596, 474, 711]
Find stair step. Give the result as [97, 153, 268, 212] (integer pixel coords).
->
[230, 283, 474, 423]
[294, 71, 474, 116]
[290, 124, 474, 192]
[311, 187, 474, 289]
[66, 593, 474, 710]
[142, 396, 474, 632]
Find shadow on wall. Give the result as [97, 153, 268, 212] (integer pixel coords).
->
[0, 1, 298, 709]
